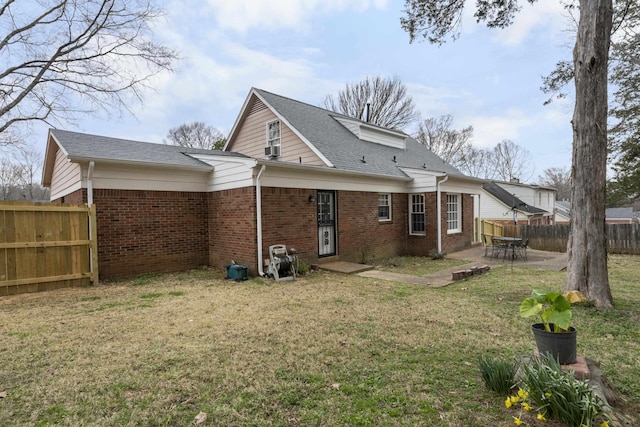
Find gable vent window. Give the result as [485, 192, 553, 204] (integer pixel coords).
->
[265, 119, 281, 157]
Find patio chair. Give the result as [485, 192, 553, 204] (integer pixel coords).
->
[514, 239, 529, 261]
[491, 237, 509, 259]
[483, 235, 496, 257]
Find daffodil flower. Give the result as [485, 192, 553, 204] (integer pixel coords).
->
[537, 413, 546, 421]
[505, 397, 513, 408]
[600, 421, 610, 427]
[518, 388, 529, 399]
[522, 402, 532, 411]
[544, 392, 552, 398]
[513, 416, 524, 426]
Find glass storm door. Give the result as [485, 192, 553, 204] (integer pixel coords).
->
[317, 191, 336, 257]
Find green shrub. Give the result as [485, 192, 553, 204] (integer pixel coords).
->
[295, 257, 309, 275]
[518, 353, 610, 427]
[478, 355, 516, 395]
[429, 249, 446, 260]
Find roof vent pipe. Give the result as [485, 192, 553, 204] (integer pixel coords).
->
[365, 103, 371, 123]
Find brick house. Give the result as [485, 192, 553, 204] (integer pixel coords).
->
[42, 88, 484, 280]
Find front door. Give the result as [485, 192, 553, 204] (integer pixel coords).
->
[317, 190, 336, 257]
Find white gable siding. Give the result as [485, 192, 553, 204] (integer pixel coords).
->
[228, 98, 325, 166]
[189, 156, 255, 192]
[359, 127, 405, 149]
[50, 148, 82, 200]
[400, 169, 439, 192]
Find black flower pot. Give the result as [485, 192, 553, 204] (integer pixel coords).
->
[531, 323, 577, 365]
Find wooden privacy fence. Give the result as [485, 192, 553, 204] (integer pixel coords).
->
[519, 224, 640, 254]
[0, 202, 98, 296]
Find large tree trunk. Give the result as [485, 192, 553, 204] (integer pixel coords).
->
[567, 0, 613, 308]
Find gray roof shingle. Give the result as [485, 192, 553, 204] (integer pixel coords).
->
[482, 182, 548, 215]
[50, 129, 247, 170]
[254, 89, 465, 178]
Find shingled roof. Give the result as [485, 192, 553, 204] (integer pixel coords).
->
[48, 129, 247, 170]
[482, 182, 548, 215]
[253, 88, 465, 179]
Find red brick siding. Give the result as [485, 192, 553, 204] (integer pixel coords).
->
[208, 187, 257, 274]
[94, 189, 209, 280]
[407, 192, 475, 256]
[51, 188, 86, 204]
[441, 193, 474, 253]
[336, 191, 407, 263]
[260, 187, 317, 267]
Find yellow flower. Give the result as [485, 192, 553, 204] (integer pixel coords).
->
[522, 402, 533, 411]
[510, 396, 521, 404]
[544, 392, 552, 398]
[505, 397, 513, 408]
[600, 422, 609, 427]
[513, 416, 524, 426]
[518, 388, 529, 399]
[537, 413, 546, 421]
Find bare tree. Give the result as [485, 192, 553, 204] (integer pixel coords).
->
[0, 0, 178, 145]
[456, 145, 496, 179]
[0, 156, 23, 200]
[414, 115, 474, 168]
[538, 167, 571, 201]
[165, 122, 226, 150]
[401, 0, 614, 307]
[0, 147, 49, 200]
[323, 76, 420, 130]
[492, 139, 534, 182]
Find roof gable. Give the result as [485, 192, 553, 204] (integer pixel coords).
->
[226, 88, 465, 179]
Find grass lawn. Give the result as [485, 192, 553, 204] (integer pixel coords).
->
[1, 255, 638, 426]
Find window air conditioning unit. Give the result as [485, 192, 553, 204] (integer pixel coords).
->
[265, 145, 281, 157]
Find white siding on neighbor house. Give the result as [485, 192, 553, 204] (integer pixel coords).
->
[89, 163, 210, 192]
[228, 99, 325, 166]
[479, 194, 532, 223]
[50, 148, 82, 200]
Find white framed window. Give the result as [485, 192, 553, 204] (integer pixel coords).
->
[378, 193, 391, 221]
[266, 119, 281, 155]
[409, 194, 425, 235]
[446, 193, 461, 233]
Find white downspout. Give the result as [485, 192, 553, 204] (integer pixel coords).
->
[255, 165, 266, 276]
[87, 161, 95, 206]
[436, 175, 449, 253]
[87, 161, 95, 278]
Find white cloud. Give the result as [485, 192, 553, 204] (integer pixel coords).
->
[204, 0, 389, 33]
[464, 109, 534, 148]
[461, 0, 567, 46]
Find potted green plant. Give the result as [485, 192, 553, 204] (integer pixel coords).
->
[519, 290, 585, 365]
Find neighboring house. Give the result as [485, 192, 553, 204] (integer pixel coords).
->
[605, 207, 635, 224]
[544, 202, 636, 225]
[555, 200, 571, 224]
[479, 181, 556, 225]
[42, 88, 484, 280]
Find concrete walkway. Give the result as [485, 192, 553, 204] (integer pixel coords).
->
[322, 246, 568, 287]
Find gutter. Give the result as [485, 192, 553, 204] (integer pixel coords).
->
[255, 164, 266, 276]
[436, 174, 449, 253]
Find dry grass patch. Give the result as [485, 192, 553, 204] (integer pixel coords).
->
[1, 256, 638, 426]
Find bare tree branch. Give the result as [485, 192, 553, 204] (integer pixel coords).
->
[323, 76, 420, 130]
[0, 0, 178, 145]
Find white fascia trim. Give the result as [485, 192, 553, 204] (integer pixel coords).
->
[255, 159, 411, 182]
[252, 90, 334, 168]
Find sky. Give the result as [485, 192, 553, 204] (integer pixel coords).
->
[23, 0, 577, 182]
